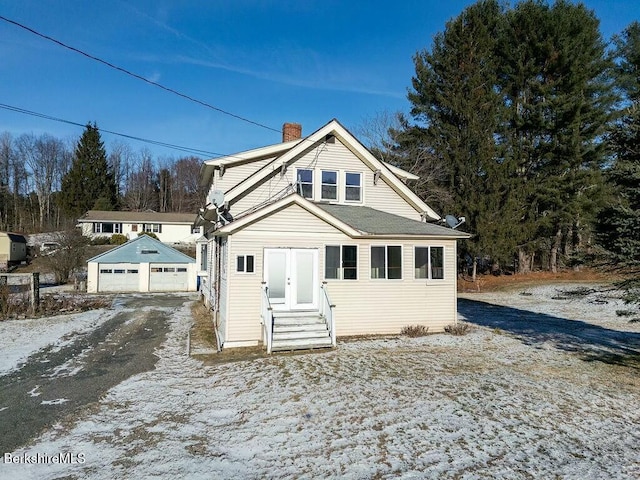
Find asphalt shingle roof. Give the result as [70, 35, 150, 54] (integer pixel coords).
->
[79, 210, 195, 224]
[87, 235, 195, 264]
[315, 204, 470, 238]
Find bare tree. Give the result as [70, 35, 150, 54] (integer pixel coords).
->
[122, 148, 159, 211]
[0, 133, 13, 230]
[171, 156, 203, 212]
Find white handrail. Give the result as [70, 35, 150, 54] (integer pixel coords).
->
[320, 282, 336, 347]
[261, 282, 274, 354]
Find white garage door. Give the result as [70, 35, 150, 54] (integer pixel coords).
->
[149, 264, 189, 292]
[98, 264, 140, 292]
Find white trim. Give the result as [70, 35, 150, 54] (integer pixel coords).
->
[382, 162, 420, 181]
[235, 254, 256, 274]
[413, 245, 446, 281]
[369, 245, 403, 280]
[323, 244, 359, 281]
[344, 171, 363, 203]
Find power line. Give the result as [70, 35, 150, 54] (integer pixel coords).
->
[0, 102, 227, 157]
[0, 14, 281, 134]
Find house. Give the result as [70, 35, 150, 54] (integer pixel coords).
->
[0, 232, 27, 268]
[86, 234, 197, 293]
[78, 210, 203, 244]
[195, 120, 470, 353]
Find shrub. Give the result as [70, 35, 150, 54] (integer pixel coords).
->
[444, 323, 471, 336]
[400, 324, 429, 337]
[138, 232, 159, 240]
[110, 234, 127, 245]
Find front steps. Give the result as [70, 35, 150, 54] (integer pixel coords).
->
[271, 311, 333, 352]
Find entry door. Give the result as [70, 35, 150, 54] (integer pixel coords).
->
[264, 248, 318, 310]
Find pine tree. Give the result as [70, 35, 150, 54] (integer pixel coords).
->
[59, 123, 118, 219]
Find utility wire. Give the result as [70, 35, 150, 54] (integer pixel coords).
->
[0, 102, 227, 157]
[0, 14, 281, 134]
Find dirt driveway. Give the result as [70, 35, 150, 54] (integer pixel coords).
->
[0, 294, 190, 453]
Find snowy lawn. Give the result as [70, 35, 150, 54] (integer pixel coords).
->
[2, 284, 640, 479]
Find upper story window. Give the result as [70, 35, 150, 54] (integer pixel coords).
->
[415, 246, 444, 279]
[296, 169, 313, 199]
[345, 172, 362, 202]
[371, 245, 402, 279]
[321, 170, 338, 201]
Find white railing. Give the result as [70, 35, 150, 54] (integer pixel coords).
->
[320, 282, 336, 347]
[261, 282, 274, 354]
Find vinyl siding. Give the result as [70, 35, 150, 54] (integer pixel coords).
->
[230, 139, 422, 221]
[214, 157, 276, 194]
[222, 204, 458, 345]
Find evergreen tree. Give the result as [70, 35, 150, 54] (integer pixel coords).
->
[59, 123, 118, 219]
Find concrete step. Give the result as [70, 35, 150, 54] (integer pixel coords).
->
[271, 336, 334, 352]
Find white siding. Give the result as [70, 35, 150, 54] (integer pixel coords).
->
[222, 205, 458, 345]
[81, 222, 200, 244]
[213, 157, 275, 194]
[230, 139, 422, 221]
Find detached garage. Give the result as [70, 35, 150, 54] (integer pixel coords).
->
[87, 235, 197, 293]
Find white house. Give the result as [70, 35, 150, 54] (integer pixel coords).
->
[86, 235, 197, 293]
[195, 120, 470, 352]
[78, 210, 203, 244]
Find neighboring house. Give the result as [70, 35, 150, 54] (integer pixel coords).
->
[86, 235, 197, 293]
[78, 210, 203, 244]
[195, 120, 470, 353]
[0, 232, 27, 268]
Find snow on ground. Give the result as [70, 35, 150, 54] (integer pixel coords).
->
[2, 284, 640, 479]
[0, 308, 117, 376]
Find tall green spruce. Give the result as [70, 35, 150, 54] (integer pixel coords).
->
[402, 0, 613, 275]
[59, 123, 118, 218]
[597, 22, 640, 270]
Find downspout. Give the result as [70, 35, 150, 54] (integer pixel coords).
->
[212, 235, 223, 352]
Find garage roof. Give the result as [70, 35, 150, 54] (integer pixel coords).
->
[87, 235, 195, 264]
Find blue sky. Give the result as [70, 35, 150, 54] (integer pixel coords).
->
[1, 1, 638, 160]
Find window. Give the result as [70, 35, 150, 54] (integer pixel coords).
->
[345, 173, 362, 201]
[321, 170, 338, 200]
[114, 269, 125, 274]
[164, 267, 176, 273]
[177, 267, 187, 273]
[141, 249, 159, 255]
[93, 222, 122, 234]
[192, 226, 201, 235]
[236, 255, 255, 273]
[151, 267, 163, 273]
[144, 223, 162, 233]
[371, 246, 402, 279]
[296, 169, 313, 199]
[131, 224, 138, 232]
[325, 245, 357, 280]
[200, 243, 208, 271]
[127, 269, 138, 274]
[100, 269, 113, 274]
[415, 246, 445, 280]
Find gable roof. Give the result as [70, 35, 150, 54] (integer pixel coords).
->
[216, 119, 440, 221]
[79, 210, 195, 224]
[215, 193, 469, 239]
[87, 235, 195, 264]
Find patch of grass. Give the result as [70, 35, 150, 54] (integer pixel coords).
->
[444, 323, 471, 336]
[400, 325, 429, 337]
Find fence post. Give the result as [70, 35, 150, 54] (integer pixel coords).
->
[31, 272, 40, 313]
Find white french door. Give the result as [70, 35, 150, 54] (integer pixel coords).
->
[264, 248, 318, 311]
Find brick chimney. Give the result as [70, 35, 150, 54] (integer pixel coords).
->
[282, 122, 302, 142]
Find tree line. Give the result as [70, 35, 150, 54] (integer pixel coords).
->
[0, 124, 205, 233]
[364, 0, 640, 277]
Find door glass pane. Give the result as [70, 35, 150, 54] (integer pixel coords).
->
[296, 252, 314, 304]
[388, 246, 402, 279]
[267, 251, 286, 302]
[325, 246, 339, 279]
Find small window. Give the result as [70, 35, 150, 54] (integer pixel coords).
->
[345, 172, 362, 202]
[151, 267, 162, 273]
[114, 269, 125, 274]
[415, 246, 445, 280]
[371, 246, 402, 279]
[325, 245, 357, 280]
[100, 269, 113, 274]
[127, 269, 138, 274]
[164, 267, 176, 273]
[144, 224, 162, 234]
[141, 250, 159, 255]
[236, 255, 255, 273]
[131, 224, 138, 232]
[321, 170, 337, 200]
[296, 169, 313, 199]
[177, 267, 187, 273]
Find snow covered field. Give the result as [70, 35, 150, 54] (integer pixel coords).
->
[2, 284, 640, 479]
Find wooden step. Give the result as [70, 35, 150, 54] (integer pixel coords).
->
[271, 336, 334, 352]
